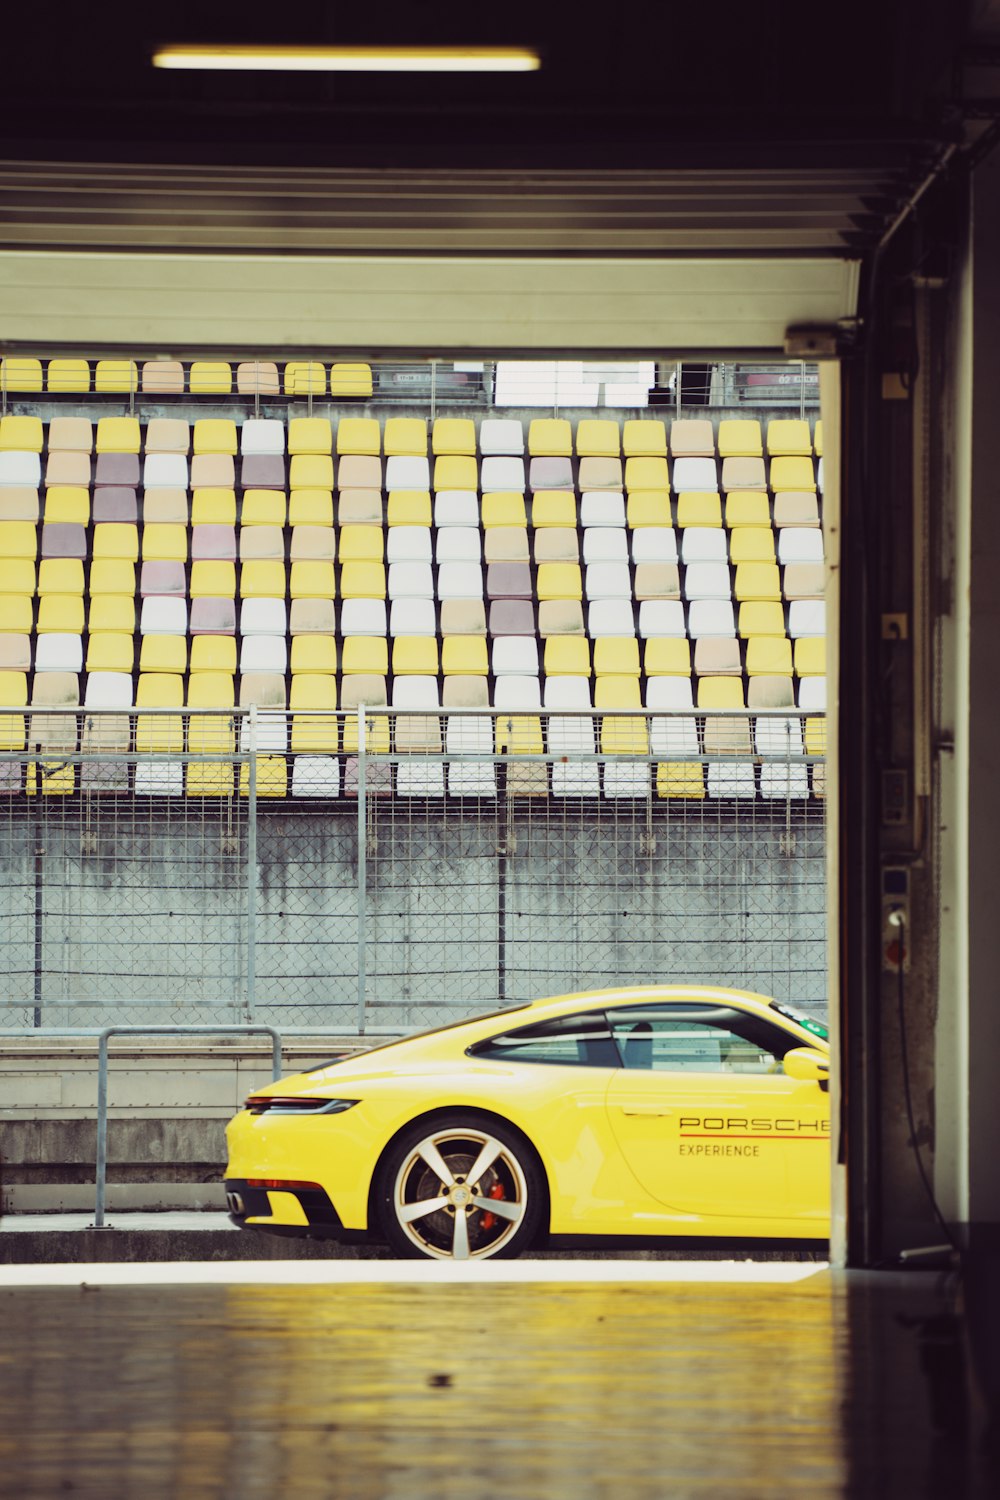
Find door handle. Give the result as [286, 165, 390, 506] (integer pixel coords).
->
[617, 1105, 672, 1117]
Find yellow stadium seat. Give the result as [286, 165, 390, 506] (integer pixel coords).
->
[0, 558, 36, 595]
[544, 637, 592, 676]
[142, 524, 187, 562]
[186, 762, 236, 796]
[135, 674, 184, 752]
[626, 493, 671, 528]
[140, 635, 187, 673]
[291, 675, 339, 752]
[644, 638, 692, 675]
[0, 596, 32, 632]
[36, 596, 83, 634]
[734, 563, 781, 601]
[284, 361, 326, 397]
[339, 525, 384, 562]
[240, 756, 288, 798]
[330, 363, 373, 398]
[0, 415, 43, 452]
[87, 596, 134, 634]
[47, 359, 90, 394]
[290, 454, 334, 490]
[336, 418, 381, 455]
[193, 419, 237, 456]
[384, 418, 427, 456]
[96, 417, 141, 454]
[240, 561, 286, 598]
[767, 419, 812, 455]
[433, 455, 477, 490]
[0, 521, 37, 558]
[191, 489, 237, 526]
[189, 637, 237, 674]
[189, 362, 232, 395]
[656, 763, 705, 798]
[528, 418, 572, 456]
[725, 492, 771, 528]
[92, 524, 139, 561]
[600, 715, 648, 754]
[342, 692, 391, 755]
[290, 636, 338, 674]
[190, 561, 236, 598]
[44, 488, 90, 525]
[26, 761, 76, 796]
[387, 491, 432, 527]
[482, 492, 526, 528]
[432, 418, 477, 456]
[813, 421, 824, 457]
[288, 418, 333, 454]
[717, 419, 762, 457]
[89, 560, 135, 596]
[495, 714, 543, 756]
[769, 456, 816, 492]
[593, 638, 640, 676]
[805, 716, 827, 756]
[698, 677, 745, 708]
[576, 419, 621, 457]
[38, 558, 84, 594]
[289, 561, 335, 599]
[0, 673, 27, 750]
[676, 492, 722, 527]
[536, 562, 582, 600]
[393, 637, 439, 675]
[531, 492, 576, 528]
[794, 638, 826, 675]
[289, 490, 334, 527]
[342, 637, 389, 675]
[729, 528, 776, 563]
[188, 671, 235, 714]
[623, 419, 667, 456]
[441, 637, 489, 675]
[595, 676, 642, 709]
[241, 490, 286, 527]
[94, 360, 137, 394]
[746, 636, 793, 675]
[625, 456, 669, 491]
[739, 602, 786, 637]
[340, 561, 386, 598]
[0, 358, 43, 392]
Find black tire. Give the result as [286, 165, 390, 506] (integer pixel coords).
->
[375, 1112, 545, 1260]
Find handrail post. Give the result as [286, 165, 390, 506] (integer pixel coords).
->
[357, 705, 368, 1034]
[246, 704, 258, 1022]
[90, 1024, 283, 1229]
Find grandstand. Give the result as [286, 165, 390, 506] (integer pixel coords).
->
[0, 357, 825, 807]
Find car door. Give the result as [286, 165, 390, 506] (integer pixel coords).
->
[604, 1003, 829, 1222]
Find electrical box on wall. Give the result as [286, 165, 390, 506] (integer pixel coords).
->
[881, 866, 910, 973]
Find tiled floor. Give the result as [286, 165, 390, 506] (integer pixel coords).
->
[1, 1263, 996, 1498]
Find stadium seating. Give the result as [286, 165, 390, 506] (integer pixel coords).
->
[0, 397, 825, 797]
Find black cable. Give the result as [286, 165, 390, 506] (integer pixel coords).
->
[893, 912, 959, 1252]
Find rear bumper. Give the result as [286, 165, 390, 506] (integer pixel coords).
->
[224, 1177, 343, 1240]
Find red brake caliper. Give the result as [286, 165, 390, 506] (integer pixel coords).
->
[479, 1180, 506, 1231]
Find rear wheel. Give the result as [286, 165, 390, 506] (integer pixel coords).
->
[376, 1114, 544, 1260]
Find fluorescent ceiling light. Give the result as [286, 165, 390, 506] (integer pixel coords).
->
[153, 44, 541, 73]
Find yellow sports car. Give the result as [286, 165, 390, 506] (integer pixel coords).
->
[225, 986, 831, 1259]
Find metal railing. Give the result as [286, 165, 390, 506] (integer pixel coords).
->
[0, 707, 827, 1034]
[0, 356, 821, 416]
[91, 1024, 283, 1227]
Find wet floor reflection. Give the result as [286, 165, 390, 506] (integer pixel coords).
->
[0, 1271, 991, 1499]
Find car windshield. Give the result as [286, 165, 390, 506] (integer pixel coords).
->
[770, 1002, 829, 1043]
[307, 1002, 533, 1071]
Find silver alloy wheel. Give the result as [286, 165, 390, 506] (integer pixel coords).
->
[391, 1126, 529, 1260]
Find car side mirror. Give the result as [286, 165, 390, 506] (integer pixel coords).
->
[783, 1047, 830, 1087]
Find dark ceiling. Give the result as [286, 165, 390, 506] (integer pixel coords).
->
[0, 1, 986, 259]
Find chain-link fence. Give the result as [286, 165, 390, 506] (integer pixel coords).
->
[0, 708, 827, 1034]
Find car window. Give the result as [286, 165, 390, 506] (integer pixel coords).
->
[469, 1011, 620, 1068]
[608, 1004, 794, 1074]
